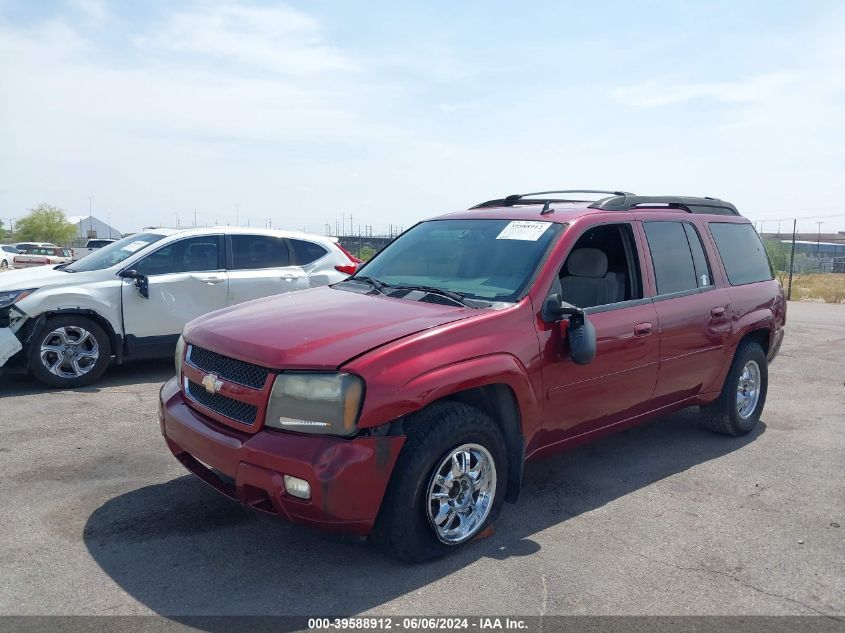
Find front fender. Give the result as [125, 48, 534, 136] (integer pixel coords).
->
[15, 285, 122, 337]
[356, 353, 541, 436]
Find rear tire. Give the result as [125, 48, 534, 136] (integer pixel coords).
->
[701, 341, 768, 436]
[370, 402, 508, 563]
[0, 260, 8, 270]
[28, 315, 111, 388]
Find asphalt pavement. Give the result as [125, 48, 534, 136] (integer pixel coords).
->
[0, 301, 842, 617]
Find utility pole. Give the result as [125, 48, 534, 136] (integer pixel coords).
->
[236, 203, 240, 226]
[816, 221, 824, 254]
[88, 197, 94, 238]
[8, 218, 14, 240]
[107, 214, 112, 238]
[194, 208, 197, 227]
[787, 219, 797, 300]
[175, 212, 180, 228]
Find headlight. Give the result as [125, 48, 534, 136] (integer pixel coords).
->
[264, 372, 364, 437]
[0, 289, 38, 309]
[174, 335, 186, 376]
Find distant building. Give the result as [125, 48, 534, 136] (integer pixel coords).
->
[65, 215, 122, 240]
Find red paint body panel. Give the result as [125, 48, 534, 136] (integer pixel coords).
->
[162, 202, 787, 536]
[184, 285, 474, 370]
[160, 378, 404, 533]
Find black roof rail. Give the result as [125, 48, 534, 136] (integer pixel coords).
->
[589, 194, 739, 216]
[471, 189, 634, 209]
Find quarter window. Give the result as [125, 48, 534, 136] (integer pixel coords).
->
[643, 221, 710, 295]
[230, 235, 291, 269]
[709, 223, 773, 285]
[134, 236, 221, 276]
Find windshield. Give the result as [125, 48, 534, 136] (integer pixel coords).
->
[355, 219, 564, 302]
[66, 233, 166, 272]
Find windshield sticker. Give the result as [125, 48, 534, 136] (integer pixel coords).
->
[496, 221, 552, 241]
[121, 240, 149, 253]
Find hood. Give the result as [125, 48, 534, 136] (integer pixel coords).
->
[184, 285, 478, 370]
[0, 265, 107, 292]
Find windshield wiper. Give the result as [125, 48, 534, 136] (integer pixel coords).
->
[345, 275, 388, 295]
[389, 284, 474, 308]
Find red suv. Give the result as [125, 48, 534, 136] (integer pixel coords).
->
[160, 190, 785, 562]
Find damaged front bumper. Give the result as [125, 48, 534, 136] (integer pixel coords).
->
[0, 306, 31, 370]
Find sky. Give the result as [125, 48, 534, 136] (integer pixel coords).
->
[1, 0, 844, 236]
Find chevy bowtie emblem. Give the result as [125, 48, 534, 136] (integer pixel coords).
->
[201, 373, 223, 395]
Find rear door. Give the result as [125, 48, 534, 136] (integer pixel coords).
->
[226, 234, 310, 305]
[121, 234, 228, 355]
[638, 218, 731, 406]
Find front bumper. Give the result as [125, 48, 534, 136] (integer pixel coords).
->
[768, 327, 785, 363]
[0, 327, 23, 369]
[159, 378, 405, 535]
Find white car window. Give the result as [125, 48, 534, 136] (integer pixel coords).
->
[230, 235, 291, 269]
[134, 236, 221, 276]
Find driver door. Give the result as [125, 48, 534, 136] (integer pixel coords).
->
[537, 221, 659, 442]
[121, 234, 228, 358]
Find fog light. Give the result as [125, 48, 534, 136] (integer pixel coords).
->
[283, 475, 311, 500]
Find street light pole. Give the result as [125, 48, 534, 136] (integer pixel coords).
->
[816, 221, 824, 255]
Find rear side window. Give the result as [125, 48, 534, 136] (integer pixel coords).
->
[643, 221, 700, 295]
[290, 239, 328, 265]
[231, 235, 290, 269]
[709, 223, 773, 285]
[683, 224, 713, 287]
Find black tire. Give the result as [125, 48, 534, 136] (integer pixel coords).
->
[370, 402, 508, 563]
[0, 260, 8, 270]
[28, 315, 112, 388]
[701, 341, 768, 436]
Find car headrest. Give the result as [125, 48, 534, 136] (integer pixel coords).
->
[566, 248, 608, 278]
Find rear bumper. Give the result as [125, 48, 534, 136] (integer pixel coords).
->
[159, 378, 405, 535]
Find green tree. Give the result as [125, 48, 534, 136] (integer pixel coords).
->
[764, 239, 791, 272]
[14, 204, 78, 244]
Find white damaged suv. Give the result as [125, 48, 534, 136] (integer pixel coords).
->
[0, 227, 359, 388]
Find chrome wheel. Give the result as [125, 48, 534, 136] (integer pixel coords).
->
[40, 326, 100, 379]
[736, 360, 761, 419]
[426, 443, 497, 544]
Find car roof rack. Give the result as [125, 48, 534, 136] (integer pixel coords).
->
[589, 194, 739, 216]
[470, 190, 634, 209]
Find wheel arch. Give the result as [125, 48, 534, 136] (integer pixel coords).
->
[22, 308, 123, 367]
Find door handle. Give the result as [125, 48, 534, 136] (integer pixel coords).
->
[191, 274, 225, 284]
[711, 306, 726, 319]
[634, 322, 653, 337]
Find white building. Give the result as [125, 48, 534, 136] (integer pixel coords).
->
[65, 215, 123, 240]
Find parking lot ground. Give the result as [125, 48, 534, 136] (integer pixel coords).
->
[0, 301, 843, 617]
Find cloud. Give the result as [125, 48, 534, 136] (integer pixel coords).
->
[611, 72, 800, 108]
[135, 3, 359, 76]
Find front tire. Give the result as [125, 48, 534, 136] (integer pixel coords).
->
[701, 340, 768, 436]
[370, 402, 508, 563]
[28, 315, 112, 388]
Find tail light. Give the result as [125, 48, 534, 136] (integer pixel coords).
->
[334, 242, 362, 275]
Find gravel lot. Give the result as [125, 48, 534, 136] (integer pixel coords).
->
[0, 301, 842, 617]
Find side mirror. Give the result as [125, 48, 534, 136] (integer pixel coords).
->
[543, 293, 596, 366]
[120, 269, 149, 299]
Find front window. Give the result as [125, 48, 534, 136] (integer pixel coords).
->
[66, 233, 166, 272]
[353, 219, 564, 303]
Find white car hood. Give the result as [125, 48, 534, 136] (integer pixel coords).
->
[0, 265, 108, 291]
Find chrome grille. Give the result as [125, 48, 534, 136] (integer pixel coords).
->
[186, 379, 258, 426]
[187, 345, 268, 390]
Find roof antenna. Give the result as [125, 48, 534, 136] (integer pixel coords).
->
[540, 201, 554, 215]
